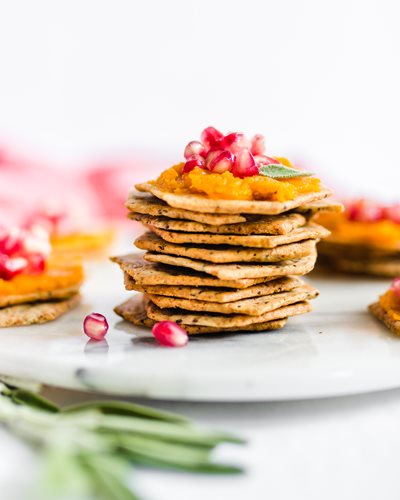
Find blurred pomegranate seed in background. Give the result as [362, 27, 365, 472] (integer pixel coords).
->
[391, 277, 400, 298]
[347, 199, 384, 222]
[0, 255, 28, 281]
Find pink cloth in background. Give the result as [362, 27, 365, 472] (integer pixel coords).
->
[0, 147, 161, 228]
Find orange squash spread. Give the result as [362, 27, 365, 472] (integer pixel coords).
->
[379, 290, 400, 321]
[150, 164, 321, 202]
[317, 212, 400, 249]
[51, 229, 114, 257]
[0, 256, 84, 296]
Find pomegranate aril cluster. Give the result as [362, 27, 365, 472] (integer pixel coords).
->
[0, 225, 51, 281]
[182, 126, 279, 178]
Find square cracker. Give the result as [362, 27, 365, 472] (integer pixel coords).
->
[147, 283, 318, 316]
[147, 222, 330, 248]
[135, 182, 332, 215]
[135, 231, 317, 264]
[296, 200, 344, 215]
[369, 302, 400, 335]
[0, 285, 81, 308]
[144, 251, 317, 280]
[114, 295, 287, 335]
[111, 254, 274, 288]
[147, 299, 312, 327]
[124, 275, 301, 302]
[129, 212, 308, 236]
[126, 192, 246, 225]
[0, 294, 81, 327]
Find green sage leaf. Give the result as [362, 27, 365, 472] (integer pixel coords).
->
[259, 163, 313, 179]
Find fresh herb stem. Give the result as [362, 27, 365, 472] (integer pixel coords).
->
[0, 380, 244, 500]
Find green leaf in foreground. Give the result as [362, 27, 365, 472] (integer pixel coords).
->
[0, 380, 244, 500]
[259, 163, 314, 179]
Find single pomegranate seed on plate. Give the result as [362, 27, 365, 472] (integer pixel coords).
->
[83, 313, 109, 341]
[152, 321, 188, 347]
[200, 127, 224, 149]
[251, 134, 266, 156]
[232, 149, 259, 177]
[182, 154, 205, 173]
[0, 255, 28, 281]
[207, 150, 234, 173]
[184, 141, 206, 159]
[391, 277, 400, 298]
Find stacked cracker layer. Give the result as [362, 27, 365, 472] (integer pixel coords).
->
[113, 183, 335, 335]
[318, 240, 400, 277]
[0, 280, 81, 327]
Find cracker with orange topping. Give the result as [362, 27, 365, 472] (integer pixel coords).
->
[369, 278, 400, 335]
[113, 127, 335, 336]
[0, 226, 84, 326]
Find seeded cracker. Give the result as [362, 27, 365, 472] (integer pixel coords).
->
[135, 232, 317, 264]
[115, 295, 288, 335]
[136, 182, 332, 215]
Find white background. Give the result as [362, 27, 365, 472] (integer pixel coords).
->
[0, 0, 399, 198]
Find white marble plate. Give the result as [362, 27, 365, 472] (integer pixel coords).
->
[0, 261, 398, 401]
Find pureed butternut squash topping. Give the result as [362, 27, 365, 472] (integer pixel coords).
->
[379, 290, 400, 321]
[0, 256, 84, 296]
[151, 164, 321, 202]
[317, 202, 400, 250]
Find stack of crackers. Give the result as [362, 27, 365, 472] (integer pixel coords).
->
[113, 183, 335, 335]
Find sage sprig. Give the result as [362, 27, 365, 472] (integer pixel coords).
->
[0, 380, 244, 500]
[259, 163, 314, 179]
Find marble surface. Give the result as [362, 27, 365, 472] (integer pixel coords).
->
[0, 261, 396, 401]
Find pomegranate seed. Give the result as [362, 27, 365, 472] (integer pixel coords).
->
[232, 149, 259, 177]
[2, 227, 24, 255]
[207, 150, 234, 173]
[183, 154, 205, 173]
[152, 321, 188, 347]
[391, 277, 400, 298]
[204, 150, 222, 170]
[23, 226, 51, 257]
[26, 253, 46, 274]
[200, 127, 224, 149]
[184, 141, 206, 159]
[382, 204, 400, 224]
[0, 255, 28, 281]
[221, 133, 250, 154]
[83, 313, 109, 341]
[347, 200, 383, 222]
[251, 134, 266, 155]
[254, 155, 279, 166]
